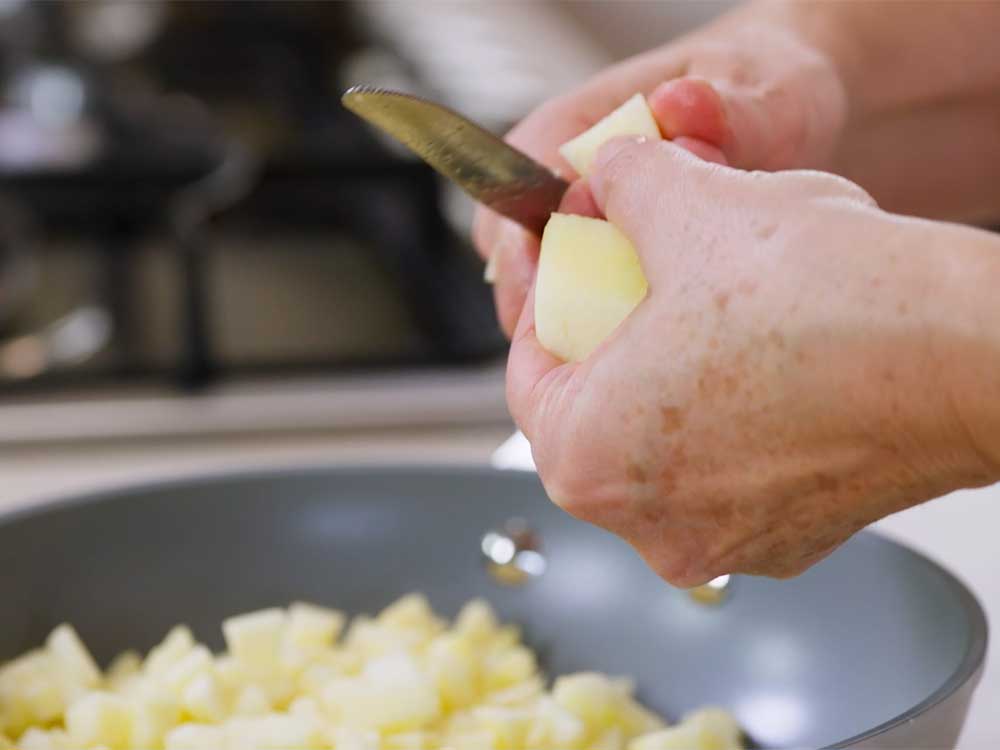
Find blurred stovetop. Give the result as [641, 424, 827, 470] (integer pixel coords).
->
[0, 1, 733, 440]
[0, 1, 514, 409]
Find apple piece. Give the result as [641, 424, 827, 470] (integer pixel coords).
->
[559, 93, 661, 177]
[65, 692, 133, 750]
[287, 602, 345, 652]
[46, 624, 100, 690]
[180, 673, 227, 723]
[535, 214, 648, 362]
[164, 722, 227, 750]
[222, 608, 286, 673]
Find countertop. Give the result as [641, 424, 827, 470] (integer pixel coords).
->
[0, 425, 996, 748]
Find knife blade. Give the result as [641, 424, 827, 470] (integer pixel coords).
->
[342, 86, 568, 236]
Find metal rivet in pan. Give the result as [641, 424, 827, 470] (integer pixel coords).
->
[481, 518, 546, 586]
[688, 574, 732, 605]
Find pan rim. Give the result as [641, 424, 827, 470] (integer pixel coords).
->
[0, 462, 989, 749]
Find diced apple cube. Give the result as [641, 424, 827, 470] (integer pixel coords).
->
[485, 676, 544, 707]
[144, 626, 195, 678]
[287, 602, 345, 651]
[46, 624, 101, 689]
[483, 646, 536, 692]
[427, 634, 479, 710]
[454, 600, 498, 642]
[322, 674, 441, 732]
[525, 695, 586, 748]
[592, 726, 626, 750]
[0, 651, 65, 734]
[559, 93, 661, 177]
[128, 683, 181, 749]
[16, 727, 70, 750]
[628, 707, 742, 750]
[234, 684, 272, 716]
[181, 673, 227, 723]
[163, 722, 227, 750]
[378, 594, 443, 640]
[554, 672, 625, 728]
[536, 213, 648, 362]
[106, 651, 142, 691]
[225, 712, 326, 750]
[330, 727, 381, 750]
[65, 692, 133, 750]
[222, 609, 286, 672]
[161, 645, 212, 696]
[384, 730, 439, 749]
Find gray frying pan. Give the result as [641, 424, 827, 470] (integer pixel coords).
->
[0, 466, 987, 748]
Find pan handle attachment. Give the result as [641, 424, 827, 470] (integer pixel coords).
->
[481, 518, 546, 587]
[489, 431, 733, 605]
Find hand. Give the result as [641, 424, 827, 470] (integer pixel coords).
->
[474, 3, 847, 335]
[506, 138, 998, 586]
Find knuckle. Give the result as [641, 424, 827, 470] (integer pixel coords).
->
[778, 169, 877, 207]
[540, 462, 589, 517]
[655, 556, 710, 589]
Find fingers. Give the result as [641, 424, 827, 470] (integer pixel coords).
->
[674, 136, 728, 165]
[481, 216, 539, 337]
[648, 77, 730, 146]
[558, 177, 603, 219]
[505, 283, 573, 442]
[651, 73, 780, 170]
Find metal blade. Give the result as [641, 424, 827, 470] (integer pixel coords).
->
[342, 86, 567, 235]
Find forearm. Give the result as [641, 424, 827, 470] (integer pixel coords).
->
[908, 214, 1000, 477]
[778, 1, 1000, 222]
[782, 1, 1000, 122]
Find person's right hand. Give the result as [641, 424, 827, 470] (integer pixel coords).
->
[506, 138, 1000, 585]
[474, 2, 849, 335]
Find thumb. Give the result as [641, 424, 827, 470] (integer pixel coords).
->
[587, 137, 726, 278]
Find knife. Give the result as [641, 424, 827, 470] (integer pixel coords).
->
[341, 86, 568, 236]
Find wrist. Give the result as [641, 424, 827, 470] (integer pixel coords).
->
[915, 219, 1000, 483]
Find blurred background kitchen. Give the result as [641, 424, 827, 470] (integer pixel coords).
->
[0, 0, 734, 460]
[1, 2, 999, 745]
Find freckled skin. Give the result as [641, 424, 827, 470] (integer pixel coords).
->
[508, 140, 1000, 587]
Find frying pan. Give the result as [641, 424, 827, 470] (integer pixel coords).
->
[0, 466, 987, 748]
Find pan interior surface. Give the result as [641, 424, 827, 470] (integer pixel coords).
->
[0, 467, 986, 748]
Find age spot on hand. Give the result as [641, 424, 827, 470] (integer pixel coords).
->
[626, 462, 649, 484]
[755, 223, 778, 240]
[660, 405, 686, 434]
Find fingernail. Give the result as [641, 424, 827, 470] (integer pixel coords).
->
[484, 221, 522, 285]
[483, 249, 499, 283]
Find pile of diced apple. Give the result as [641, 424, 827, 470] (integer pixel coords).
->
[534, 93, 664, 363]
[0, 594, 742, 749]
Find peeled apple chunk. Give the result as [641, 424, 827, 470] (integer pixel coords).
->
[535, 92, 662, 363]
[558, 92, 662, 177]
[536, 214, 648, 362]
